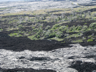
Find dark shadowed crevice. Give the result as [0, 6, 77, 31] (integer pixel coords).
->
[83, 55, 96, 58]
[69, 61, 96, 72]
[18, 56, 52, 61]
[29, 57, 51, 61]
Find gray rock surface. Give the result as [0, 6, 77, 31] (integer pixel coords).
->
[0, 44, 96, 72]
[0, 0, 95, 14]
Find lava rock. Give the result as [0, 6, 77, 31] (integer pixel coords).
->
[0, 68, 56, 72]
[0, 32, 70, 51]
[69, 61, 96, 72]
[29, 57, 51, 61]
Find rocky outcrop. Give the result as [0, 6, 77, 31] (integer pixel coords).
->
[0, 32, 70, 51]
[70, 61, 96, 72]
[0, 32, 96, 72]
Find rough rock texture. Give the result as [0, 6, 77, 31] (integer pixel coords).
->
[0, 32, 70, 51]
[0, 68, 56, 72]
[70, 61, 96, 72]
[0, 32, 96, 72]
[0, 44, 96, 72]
[0, 0, 95, 14]
[0, 1, 79, 14]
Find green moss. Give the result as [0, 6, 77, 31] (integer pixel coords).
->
[18, 25, 24, 29]
[89, 22, 96, 29]
[28, 35, 38, 40]
[66, 33, 82, 38]
[59, 25, 68, 32]
[32, 27, 35, 29]
[9, 33, 22, 37]
[52, 24, 60, 30]
[0, 28, 3, 32]
[45, 25, 51, 30]
[88, 35, 92, 38]
[87, 39, 93, 42]
[33, 28, 39, 32]
[81, 25, 88, 31]
[68, 25, 76, 32]
[61, 41, 65, 43]
[28, 31, 32, 34]
[37, 35, 40, 38]
[75, 25, 82, 31]
[66, 25, 82, 33]
[72, 39, 83, 43]
[56, 31, 63, 38]
[84, 23, 87, 24]
[1, 7, 96, 43]
[44, 30, 56, 38]
[50, 37, 63, 41]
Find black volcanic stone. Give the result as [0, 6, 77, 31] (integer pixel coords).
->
[0, 32, 70, 51]
[0, 68, 56, 72]
[29, 57, 51, 61]
[69, 61, 96, 72]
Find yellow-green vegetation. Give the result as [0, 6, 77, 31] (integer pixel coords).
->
[89, 22, 96, 29]
[52, 24, 60, 29]
[0, 5, 96, 43]
[0, 29, 3, 32]
[87, 39, 93, 42]
[72, 39, 83, 43]
[66, 33, 82, 39]
[59, 25, 68, 32]
[28, 35, 38, 40]
[49, 37, 63, 41]
[9, 33, 22, 37]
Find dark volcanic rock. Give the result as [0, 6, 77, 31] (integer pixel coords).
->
[29, 57, 51, 61]
[0, 32, 70, 51]
[70, 61, 96, 72]
[0, 68, 56, 72]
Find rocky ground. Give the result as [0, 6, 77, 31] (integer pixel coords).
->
[0, 0, 96, 72]
[0, 1, 78, 14]
[0, 32, 96, 72]
[0, 0, 95, 14]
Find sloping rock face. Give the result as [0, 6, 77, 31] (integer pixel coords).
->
[0, 32, 96, 72]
